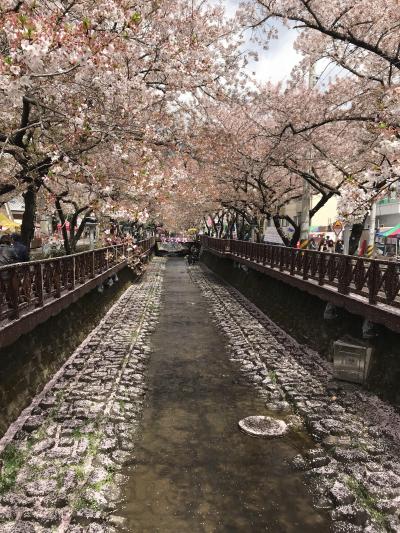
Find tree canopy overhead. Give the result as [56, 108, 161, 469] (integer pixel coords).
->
[0, 0, 399, 245]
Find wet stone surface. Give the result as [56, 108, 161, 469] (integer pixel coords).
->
[191, 264, 400, 533]
[0, 259, 165, 532]
[1, 257, 400, 532]
[238, 415, 288, 437]
[114, 258, 329, 532]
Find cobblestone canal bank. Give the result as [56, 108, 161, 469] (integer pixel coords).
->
[0, 259, 165, 532]
[0, 257, 399, 532]
[0, 268, 139, 439]
[192, 265, 400, 532]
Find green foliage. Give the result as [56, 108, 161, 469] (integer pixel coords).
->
[346, 477, 388, 527]
[74, 463, 86, 482]
[74, 494, 101, 511]
[82, 17, 91, 30]
[72, 428, 83, 439]
[268, 370, 277, 383]
[0, 445, 25, 494]
[130, 12, 142, 25]
[18, 14, 28, 26]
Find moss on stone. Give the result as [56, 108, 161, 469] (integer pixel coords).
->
[0, 444, 25, 494]
[346, 476, 388, 528]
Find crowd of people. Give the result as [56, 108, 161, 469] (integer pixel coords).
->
[308, 237, 344, 254]
[0, 234, 29, 267]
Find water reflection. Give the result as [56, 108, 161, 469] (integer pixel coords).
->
[116, 259, 330, 532]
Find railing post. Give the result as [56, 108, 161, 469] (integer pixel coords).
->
[302, 250, 311, 280]
[368, 260, 381, 305]
[279, 247, 285, 271]
[318, 252, 326, 285]
[290, 248, 296, 275]
[35, 263, 44, 307]
[54, 260, 61, 298]
[338, 255, 353, 295]
[90, 251, 95, 278]
[270, 246, 275, 268]
[262, 244, 266, 265]
[72, 256, 76, 290]
[8, 267, 20, 319]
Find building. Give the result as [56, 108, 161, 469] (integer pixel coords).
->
[269, 194, 340, 243]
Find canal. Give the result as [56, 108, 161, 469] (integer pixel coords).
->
[0, 268, 136, 438]
[115, 258, 330, 532]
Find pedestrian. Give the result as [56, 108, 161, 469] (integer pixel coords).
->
[318, 236, 327, 252]
[308, 238, 317, 250]
[11, 233, 29, 262]
[0, 235, 18, 283]
[327, 239, 335, 253]
[335, 240, 344, 254]
[0, 235, 18, 266]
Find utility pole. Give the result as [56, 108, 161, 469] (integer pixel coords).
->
[366, 201, 377, 258]
[300, 177, 311, 247]
[300, 61, 317, 249]
[343, 225, 351, 255]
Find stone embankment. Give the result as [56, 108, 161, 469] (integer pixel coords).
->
[192, 265, 400, 533]
[0, 258, 165, 532]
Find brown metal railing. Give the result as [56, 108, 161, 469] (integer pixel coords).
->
[200, 236, 400, 308]
[0, 238, 155, 322]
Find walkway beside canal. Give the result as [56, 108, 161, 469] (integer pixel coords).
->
[0, 257, 399, 532]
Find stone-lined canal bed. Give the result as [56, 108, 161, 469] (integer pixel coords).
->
[192, 265, 400, 533]
[0, 258, 165, 532]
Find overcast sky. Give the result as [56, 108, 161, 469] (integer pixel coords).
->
[223, 0, 303, 84]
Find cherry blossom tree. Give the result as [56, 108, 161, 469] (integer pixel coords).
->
[0, 0, 246, 249]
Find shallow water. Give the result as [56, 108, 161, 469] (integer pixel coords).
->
[116, 258, 330, 532]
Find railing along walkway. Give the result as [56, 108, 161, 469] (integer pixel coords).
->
[0, 238, 155, 348]
[200, 236, 400, 333]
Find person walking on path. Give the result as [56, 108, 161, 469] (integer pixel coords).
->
[318, 236, 327, 252]
[308, 238, 317, 250]
[11, 234, 29, 262]
[335, 240, 344, 254]
[0, 235, 18, 267]
[0, 235, 18, 287]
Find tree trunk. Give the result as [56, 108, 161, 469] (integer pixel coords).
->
[71, 210, 91, 252]
[237, 214, 245, 240]
[272, 215, 290, 246]
[21, 185, 36, 250]
[289, 225, 301, 247]
[55, 197, 71, 255]
[349, 216, 367, 255]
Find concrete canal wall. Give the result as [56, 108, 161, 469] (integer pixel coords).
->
[201, 251, 400, 408]
[0, 268, 138, 438]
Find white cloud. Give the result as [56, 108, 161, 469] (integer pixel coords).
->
[247, 27, 302, 84]
[220, 0, 302, 84]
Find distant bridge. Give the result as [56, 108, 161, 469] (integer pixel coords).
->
[0, 238, 155, 348]
[200, 236, 400, 334]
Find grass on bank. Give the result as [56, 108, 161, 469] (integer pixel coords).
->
[0, 444, 25, 494]
[346, 476, 389, 528]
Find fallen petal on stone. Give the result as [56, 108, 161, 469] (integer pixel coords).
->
[265, 401, 290, 411]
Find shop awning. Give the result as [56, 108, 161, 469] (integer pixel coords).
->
[0, 213, 21, 230]
[377, 223, 400, 237]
